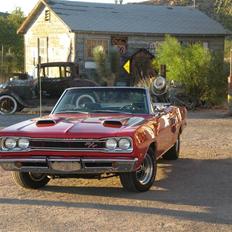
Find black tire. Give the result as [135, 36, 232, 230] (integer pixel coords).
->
[12, 172, 50, 189]
[163, 136, 180, 160]
[120, 148, 157, 192]
[0, 95, 18, 115]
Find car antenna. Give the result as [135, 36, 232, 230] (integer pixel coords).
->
[37, 38, 43, 118]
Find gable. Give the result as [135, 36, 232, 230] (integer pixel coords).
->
[26, 5, 70, 36]
[18, 0, 70, 34]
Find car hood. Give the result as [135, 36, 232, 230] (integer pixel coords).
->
[1, 114, 148, 138]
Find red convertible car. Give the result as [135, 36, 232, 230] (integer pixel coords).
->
[0, 86, 186, 192]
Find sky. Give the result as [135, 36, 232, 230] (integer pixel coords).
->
[0, 0, 145, 15]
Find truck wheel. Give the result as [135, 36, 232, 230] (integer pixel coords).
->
[0, 95, 18, 115]
[163, 136, 180, 160]
[120, 148, 156, 192]
[12, 172, 50, 189]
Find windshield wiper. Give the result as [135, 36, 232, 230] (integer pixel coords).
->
[55, 110, 88, 114]
[91, 110, 132, 114]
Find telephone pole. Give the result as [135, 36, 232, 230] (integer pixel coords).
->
[228, 48, 232, 115]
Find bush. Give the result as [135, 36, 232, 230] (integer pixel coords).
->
[225, 39, 232, 60]
[154, 35, 228, 105]
[205, 54, 229, 105]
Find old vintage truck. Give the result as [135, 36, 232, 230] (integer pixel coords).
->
[0, 62, 96, 115]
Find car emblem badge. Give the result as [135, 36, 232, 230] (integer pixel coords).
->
[85, 142, 98, 149]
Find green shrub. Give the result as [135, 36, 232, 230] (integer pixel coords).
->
[154, 35, 228, 105]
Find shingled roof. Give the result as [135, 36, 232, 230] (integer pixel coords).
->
[18, 0, 230, 36]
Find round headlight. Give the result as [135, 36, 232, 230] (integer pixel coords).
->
[118, 138, 131, 150]
[18, 138, 30, 149]
[153, 76, 166, 90]
[106, 138, 117, 150]
[4, 138, 17, 149]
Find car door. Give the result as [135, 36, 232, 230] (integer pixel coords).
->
[155, 108, 176, 157]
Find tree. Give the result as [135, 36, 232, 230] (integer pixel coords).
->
[0, 8, 25, 75]
[154, 35, 227, 105]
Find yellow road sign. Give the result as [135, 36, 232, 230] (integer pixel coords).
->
[123, 59, 131, 74]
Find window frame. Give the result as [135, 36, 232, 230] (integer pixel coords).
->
[84, 39, 109, 60]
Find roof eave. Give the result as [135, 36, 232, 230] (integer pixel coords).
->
[71, 29, 228, 37]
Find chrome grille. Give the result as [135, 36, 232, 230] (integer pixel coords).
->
[29, 138, 106, 151]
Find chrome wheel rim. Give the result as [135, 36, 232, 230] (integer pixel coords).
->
[136, 154, 153, 185]
[29, 173, 46, 182]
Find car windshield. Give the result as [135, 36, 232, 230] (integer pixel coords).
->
[53, 88, 149, 114]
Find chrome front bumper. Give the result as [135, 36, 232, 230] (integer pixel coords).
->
[0, 157, 138, 174]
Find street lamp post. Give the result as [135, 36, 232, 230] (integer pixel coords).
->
[228, 48, 232, 115]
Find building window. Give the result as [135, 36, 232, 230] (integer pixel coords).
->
[84, 39, 108, 60]
[45, 10, 51, 22]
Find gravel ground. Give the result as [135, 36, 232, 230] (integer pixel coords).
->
[0, 110, 231, 232]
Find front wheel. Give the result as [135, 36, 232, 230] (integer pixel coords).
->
[12, 172, 50, 189]
[120, 148, 157, 192]
[0, 95, 18, 115]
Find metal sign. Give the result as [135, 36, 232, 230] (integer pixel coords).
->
[123, 59, 131, 74]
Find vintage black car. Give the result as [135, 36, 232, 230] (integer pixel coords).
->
[0, 62, 97, 114]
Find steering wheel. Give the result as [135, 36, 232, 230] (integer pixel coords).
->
[76, 95, 96, 109]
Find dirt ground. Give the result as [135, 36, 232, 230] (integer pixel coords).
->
[0, 110, 231, 232]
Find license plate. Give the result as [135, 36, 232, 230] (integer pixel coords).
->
[50, 161, 81, 172]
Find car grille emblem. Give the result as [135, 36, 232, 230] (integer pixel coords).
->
[85, 142, 98, 149]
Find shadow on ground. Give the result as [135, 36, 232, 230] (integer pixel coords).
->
[0, 158, 231, 225]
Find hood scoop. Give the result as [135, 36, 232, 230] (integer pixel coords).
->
[36, 119, 57, 127]
[103, 118, 129, 128]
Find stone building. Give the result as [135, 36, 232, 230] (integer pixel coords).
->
[18, 0, 229, 82]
